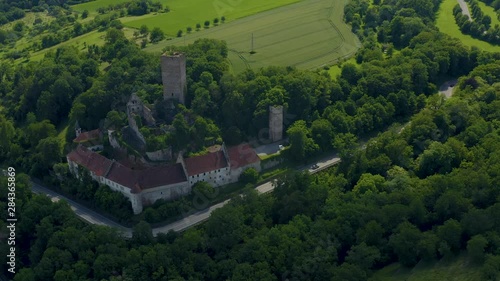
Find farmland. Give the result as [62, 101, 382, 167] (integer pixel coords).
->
[145, 0, 361, 73]
[436, 0, 500, 52]
[73, 0, 300, 36]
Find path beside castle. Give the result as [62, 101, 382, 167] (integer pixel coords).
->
[30, 153, 341, 238]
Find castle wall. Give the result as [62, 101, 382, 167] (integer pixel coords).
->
[161, 53, 186, 104]
[188, 167, 230, 187]
[140, 181, 191, 206]
[127, 93, 156, 126]
[146, 148, 172, 162]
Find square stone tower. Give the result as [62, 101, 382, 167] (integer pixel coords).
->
[269, 105, 284, 142]
[161, 52, 187, 104]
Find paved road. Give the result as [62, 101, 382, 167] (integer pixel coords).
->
[31, 153, 341, 237]
[152, 199, 230, 235]
[31, 182, 133, 237]
[439, 79, 458, 99]
[457, 0, 472, 21]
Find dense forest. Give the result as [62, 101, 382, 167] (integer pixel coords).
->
[1, 61, 500, 280]
[1, 0, 500, 279]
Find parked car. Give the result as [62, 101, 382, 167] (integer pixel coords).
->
[311, 164, 319, 170]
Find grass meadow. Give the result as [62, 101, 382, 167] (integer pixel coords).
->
[145, 0, 360, 73]
[25, 28, 136, 62]
[477, 1, 500, 27]
[122, 0, 301, 36]
[436, 0, 500, 52]
[370, 254, 483, 281]
[73, 0, 299, 37]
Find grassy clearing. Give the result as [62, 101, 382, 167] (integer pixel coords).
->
[477, 1, 500, 26]
[145, 0, 360, 73]
[328, 56, 358, 78]
[370, 254, 483, 281]
[436, 0, 500, 52]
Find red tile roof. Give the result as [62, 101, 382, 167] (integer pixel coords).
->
[106, 162, 140, 193]
[67, 146, 187, 194]
[184, 151, 228, 176]
[67, 146, 112, 177]
[137, 164, 187, 189]
[106, 162, 188, 193]
[74, 129, 101, 143]
[227, 143, 260, 169]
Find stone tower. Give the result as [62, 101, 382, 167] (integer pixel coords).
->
[269, 105, 283, 142]
[161, 52, 186, 104]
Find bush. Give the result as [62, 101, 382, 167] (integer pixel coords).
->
[177, 29, 183, 37]
[150, 27, 165, 43]
[204, 20, 210, 28]
[192, 182, 216, 199]
[240, 168, 259, 184]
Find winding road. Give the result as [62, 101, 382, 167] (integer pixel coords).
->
[31, 154, 341, 238]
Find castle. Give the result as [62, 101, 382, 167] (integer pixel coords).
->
[67, 143, 261, 214]
[66, 52, 262, 214]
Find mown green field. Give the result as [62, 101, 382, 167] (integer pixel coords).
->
[477, 1, 500, 27]
[436, 0, 500, 52]
[73, 0, 299, 36]
[370, 254, 483, 281]
[145, 0, 360, 73]
[123, 0, 300, 36]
